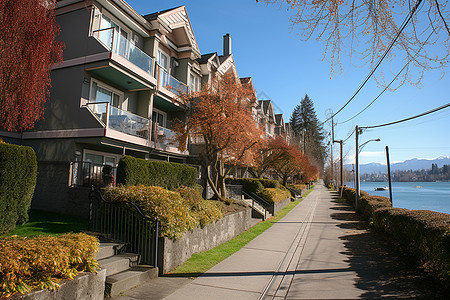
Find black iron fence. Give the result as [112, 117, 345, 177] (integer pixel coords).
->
[88, 190, 159, 267]
[70, 161, 117, 187]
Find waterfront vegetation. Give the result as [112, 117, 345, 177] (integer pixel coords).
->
[341, 187, 450, 289]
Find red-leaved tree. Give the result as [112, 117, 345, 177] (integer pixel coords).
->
[0, 0, 63, 131]
[175, 73, 264, 200]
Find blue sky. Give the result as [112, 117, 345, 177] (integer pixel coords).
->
[128, 0, 449, 165]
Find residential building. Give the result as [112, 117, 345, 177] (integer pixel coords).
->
[0, 0, 202, 217]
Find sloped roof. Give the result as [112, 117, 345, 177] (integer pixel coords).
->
[275, 114, 284, 126]
[196, 52, 217, 64]
[144, 6, 200, 57]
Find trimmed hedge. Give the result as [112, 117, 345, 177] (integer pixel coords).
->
[257, 188, 291, 204]
[103, 185, 223, 239]
[225, 178, 264, 195]
[0, 142, 37, 233]
[0, 233, 99, 297]
[116, 155, 196, 190]
[258, 179, 280, 189]
[341, 186, 450, 286]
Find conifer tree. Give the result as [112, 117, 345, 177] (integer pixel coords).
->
[289, 94, 327, 169]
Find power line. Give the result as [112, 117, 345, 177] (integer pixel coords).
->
[338, 29, 435, 125]
[321, 0, 424, 126]
[361, 102, 450, 129]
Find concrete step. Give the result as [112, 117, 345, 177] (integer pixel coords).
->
[96, 242, 126, 260]
[98, 253, 140, 277]
[106, 265, 158, 298]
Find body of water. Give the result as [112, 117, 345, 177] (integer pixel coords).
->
[345, 181, 450, 214]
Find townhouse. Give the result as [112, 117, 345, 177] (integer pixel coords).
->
[0, 0, 291, 216]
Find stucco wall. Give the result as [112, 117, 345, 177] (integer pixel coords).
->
[158, 208, 252, 274]
[31, 161, 91, 219]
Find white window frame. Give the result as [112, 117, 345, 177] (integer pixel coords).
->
[189, 71, 201, 92]
[83, 149, 122, 167]
[152, 108, 167, 128]
[99, 10, 131, 40]
[157, 49, 170, 71]
[89, 78, 124, 108]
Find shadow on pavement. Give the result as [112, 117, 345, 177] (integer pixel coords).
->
[329, 193, 445, 299]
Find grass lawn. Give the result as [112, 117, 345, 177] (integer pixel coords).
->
[2, 210, 88, 238]
[168, 185, 315, 277]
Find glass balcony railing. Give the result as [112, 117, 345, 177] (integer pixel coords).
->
[93, 28, 153, 76]
[157, 66, 188, 96]
[85, 102, 151, 139]
[153, 124, 180, 148]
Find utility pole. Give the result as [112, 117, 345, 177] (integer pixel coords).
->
[355, 125, 360, 211]
[331, 117, 334, 188]
[386, 146, 393, 206]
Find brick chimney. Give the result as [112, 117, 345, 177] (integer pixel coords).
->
[223, 33, 231, 56]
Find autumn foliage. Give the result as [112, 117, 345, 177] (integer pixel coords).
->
[0, 0, 63, 131]
[254, 136, 318, 185]
[176, 73, 264, 200]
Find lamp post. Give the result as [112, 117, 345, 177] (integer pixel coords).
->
[355, 125, 380, 211]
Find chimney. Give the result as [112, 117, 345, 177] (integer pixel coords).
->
[223, 33, 231, 56]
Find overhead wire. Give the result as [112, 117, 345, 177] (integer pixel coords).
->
[338, 28, 435, 125]
[320, 0, 424, 126]
[361, 102, 450, 129]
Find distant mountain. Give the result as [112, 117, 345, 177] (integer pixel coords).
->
[345, 156, 450, 174]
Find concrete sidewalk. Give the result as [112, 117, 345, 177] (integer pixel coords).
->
[114, 183, 438, 299]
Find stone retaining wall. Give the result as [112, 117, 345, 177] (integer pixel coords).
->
[268, 197, 291, 215]
[13, 269, 106, 300]
[158, 208, 252, 274]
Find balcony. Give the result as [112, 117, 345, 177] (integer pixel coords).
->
[157, 65, 188, 96]
[89, 28, 156, 90]
[153, 124, 181, 149]
[85, 102, 151, 140]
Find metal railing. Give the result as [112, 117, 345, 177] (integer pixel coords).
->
[69, 161, 117, 187]
[92, 28, 153, 76]
[285, 186, 302, 199]
[242, 191, 270, 220]
[85, 102, 151, 140]
[88, 190, 159, 267]
[157, 65, 188, 96]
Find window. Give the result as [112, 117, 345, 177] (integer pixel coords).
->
[90, 80, 122, 109]
[97, 12, 130, 52]
[189, 73, 200, 92]
[157, 50, 169, 70]
[84, 150, 121, 166]
[152, 108, 167, 127]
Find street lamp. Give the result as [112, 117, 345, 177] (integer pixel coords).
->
[359, 139, 381, 153]
[355, 125, 380, 211]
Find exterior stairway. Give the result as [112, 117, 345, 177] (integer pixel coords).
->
[242, 198, 272, 220]
[96, 242, 158, 298]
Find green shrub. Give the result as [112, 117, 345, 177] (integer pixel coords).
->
[0, 233, 99, 297]
[256, 188, 291, 204]
[340, 186, 450, 286]
[289, 183, 307, 191]
[103, 185, 223, 239]
[258, 179, 280, 189]
[116, 156, 196, 190]
[225, 178, 264, 195]
[0, 142, 37, 233]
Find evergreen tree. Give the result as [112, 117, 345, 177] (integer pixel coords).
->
[289, 94, 327, 168]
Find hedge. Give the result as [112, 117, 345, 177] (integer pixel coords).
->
[0, 233, 99, 298]
[258, 179, 280, 189]
[341, 186, 450, 286]
[103, 185, 223, 239]
[0, 142, 37, 233]
[257, 188, 291, 204]
[116, 155, 196, 190]
[225, 178, 264, 195]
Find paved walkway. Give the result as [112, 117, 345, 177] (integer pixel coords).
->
[115, 183, 438, 299]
